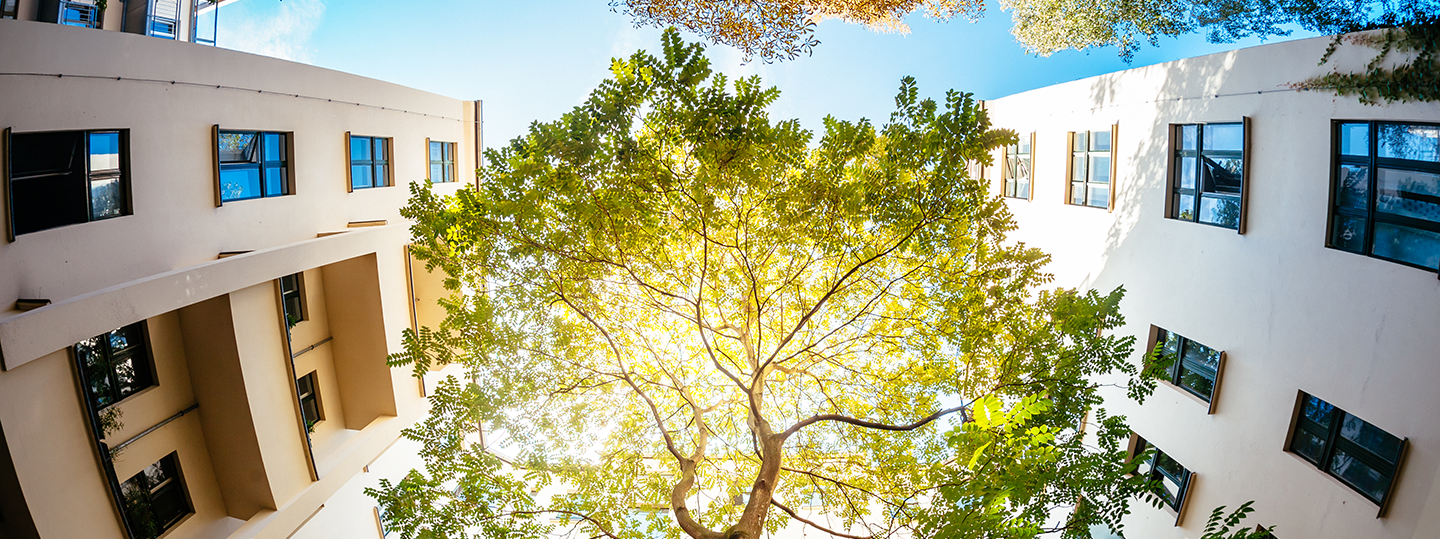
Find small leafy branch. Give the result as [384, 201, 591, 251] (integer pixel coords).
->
[1293, 14, 1440, 104]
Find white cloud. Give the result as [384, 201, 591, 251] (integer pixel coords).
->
[216, 0, 327, 63]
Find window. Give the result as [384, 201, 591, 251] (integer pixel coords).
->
[349, 135, 392, 190]
[75, 322, 155, 411]
[119, 453, 190, 539]
[8, 129, 129, 236]
[1153, 328, 1223, 405]
[2, 0, 18, 19]
[1170, 122, 1246, 230]
[296, 371, 323, 427]
[1330, 121, 1440, 271]
[59, 0, 99, 27]
[217, 130, 290, 203]
[1068, 129, 1114, 209]
[428, 140, 456, 183]
[1289, 392, 1406, 508]
[147, 0, 181, 40]
[1132, 436, 1192, 512]
[1003, 134, 1033, 199]
[280, 273, 306, 325]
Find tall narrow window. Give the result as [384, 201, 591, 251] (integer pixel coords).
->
[279, 273, 306, 326]
[119, 453, 191, 539]
[429, 140, 456, 183]
[2, 0, 19, 19]
[1132, 436, 1192, 512]
[1171, 122, 1245, 229]
[1289, 392, 1406, 507]
[1068, 130, 1112, 209]
[9, 130, 130, 235]
[1004, 134, 1033, 199]
[74, 322, 155, 411]
[349, 135, 391, 189]
[58, 0, 100, 27]
[1329, 121, 1440, 271]
[296, 371, 323, 428]
[1153, 328, 1223, 404]
[218, 130, 290, 202]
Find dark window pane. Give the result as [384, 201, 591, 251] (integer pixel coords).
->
[1330, 448, 1391, 502]
[263, 167, 287, 197]
[1180, 125, 1198, 151]
[150, 482, 187, 527]
[220, 166, 262, 201]
[1378, 123, 1440, 162]
[109, 325, 140, 352]
[263, 133, 286, 161]
[113, 357, 141, 397]
[351, 136, 371, 161]
[1330, 215, 1367, 253]
[1302, 395, 1335, 428]
[1091, 131, 1111, 151]
[1198, 194, 1241, 228]
[1154, 451, 1185, 481]
[1339, 414, 1403, 463]
[1201, 156, 1243, 194]
[1372, 222, 1440, 269]
[88, 132, 121, 172]
[1340, 123, 1370, 156]
[1336, 165, 1370, 210]
[352, 165, 373, 189]
[1375, 168, 1440, 223]
[1178, 156, 1197, 189]
[1290, 428, 1327, 463]
[280, 274, 299, 294]
[89, 176, 124, 220]
[218, 132, 257, 163]
[1203, 124, 1244, 152]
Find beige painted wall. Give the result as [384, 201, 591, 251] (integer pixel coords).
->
[986, 33, 1440, 539]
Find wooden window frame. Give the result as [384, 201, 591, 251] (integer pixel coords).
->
[214, 127, 294, 205]
[427, 138, 457, 183]
[1064, 127, 1118, 210]
[1167, 119, 1250, 233]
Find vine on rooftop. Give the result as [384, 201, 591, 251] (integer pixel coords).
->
[1292, 14, 1440, 105]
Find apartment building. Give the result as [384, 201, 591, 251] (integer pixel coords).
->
[0, 11, 474, 539]
[984, 33, 1440, 539]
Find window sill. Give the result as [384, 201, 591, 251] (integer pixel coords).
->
[1281, 449, 1389, 514]
[1157, 379, 1214, 413]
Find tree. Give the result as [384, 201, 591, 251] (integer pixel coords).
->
[369, 29, 1263, 539]
[609, 0, 1440, 62]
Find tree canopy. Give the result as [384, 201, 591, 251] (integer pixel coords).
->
[370, 29, 1267, 539]
[609, 0, 1440, 61]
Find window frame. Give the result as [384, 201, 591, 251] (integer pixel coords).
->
[1327, 120, 1440, 272]
[4, 128, 133, 239]
[1167, 120, 1250, 233]
[296, 370, 324, 428]
[2, 0, 18, 19]
[1128, 434, 1194, 523]
[1065, 127, 1118, 210]
[1286, 391, 1408, 515]
[73, 321, 157, 412]
[427, 138, 457, 183]
[1147, 326, 1226, 412]
[280, 272, 307, 326]
[1003, 133, 1034, 200]
[213, 126, 294, 206]
[346, 133, 393, 191]
[119, 452, 192, 539]
[58, 0, 100, 28]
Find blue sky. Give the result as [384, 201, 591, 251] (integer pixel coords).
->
[215, 0, 1320, 149]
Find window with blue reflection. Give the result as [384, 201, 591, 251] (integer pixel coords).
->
[1153, 328, 1221, 402]
[1330, 121, 1440, 271]
[219, 130, 289, 202]
[1068, 130, 1111, 209]
[350, 135, 391, 189]
[1170, 122, 1245, 229]
[1288, 392, 1404, 506]
[429, 140, 456, 183]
